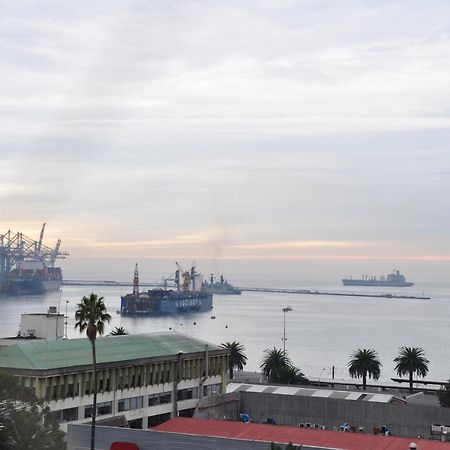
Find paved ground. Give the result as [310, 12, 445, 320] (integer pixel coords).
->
[67, 424, 329, 450]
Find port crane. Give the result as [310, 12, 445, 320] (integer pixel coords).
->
[0, 224, 69, 290]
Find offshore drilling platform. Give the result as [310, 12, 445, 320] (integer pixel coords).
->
[0, 223, 69, 295]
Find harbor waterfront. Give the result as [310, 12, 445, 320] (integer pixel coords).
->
[1, 282, 449, 382]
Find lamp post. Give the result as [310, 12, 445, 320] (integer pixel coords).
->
[282, 306, 292, 356]
[318, 368, 326, 387]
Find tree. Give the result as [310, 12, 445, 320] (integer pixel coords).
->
[109, 326, 129, 336]
[394, 346, 429, 393]
[75, 293, 111, 450]
[348, 348, 382, 390]
[438, 380, 450, 407]
[220, 341, 248, 379]
[261, 348, 290, 383]
[260, 348, 308, 385]
[0, 371, 66, 450]
[277, 365, 309, 385]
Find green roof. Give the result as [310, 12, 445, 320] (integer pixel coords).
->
[0, 333, 222, 372]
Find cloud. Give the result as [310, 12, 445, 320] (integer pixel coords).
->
[229, 240, 371, 250]
[1, 1, 450, 276]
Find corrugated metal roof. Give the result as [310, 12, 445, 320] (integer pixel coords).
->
[227, 383, 400, 404]
[154, 417, 450, 450]
[0, 332, 221, 371]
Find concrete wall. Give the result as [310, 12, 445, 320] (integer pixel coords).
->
[240, 391, 450, 438]
[194, 392, 240, 421]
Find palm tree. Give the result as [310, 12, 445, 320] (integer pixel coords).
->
[277, 365, 309, 385]
[348, 348, 382, 390]
[75, 293, 111, 450]
[110, 326, 128, 336]
[260, 347, 290, 383]
[220, 341, 248, 379]
[394, 346, 429, 393]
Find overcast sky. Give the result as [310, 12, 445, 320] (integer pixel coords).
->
[1, 1, 450, 282]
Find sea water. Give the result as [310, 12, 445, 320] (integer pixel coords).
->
[0, 282, 449, 382]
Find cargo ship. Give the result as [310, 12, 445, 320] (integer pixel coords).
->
[203, 274, 241, 295]
[120, 263, 213, 316]
[6, 266, 63, 295]
[0, 224, 68, 295]
[342, 270, 414, 287]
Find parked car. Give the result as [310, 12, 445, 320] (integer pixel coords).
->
[110, 443, 139, 450]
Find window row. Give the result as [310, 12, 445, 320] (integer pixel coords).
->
[84, 401, 112, 418]
[118, 395, 143, 412]
[40, 356, 226, 401]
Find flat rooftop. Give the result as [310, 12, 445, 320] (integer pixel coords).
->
[155, 417, 450, 450]
[0, 332, 222, 372]
[227, 382, 406, 404]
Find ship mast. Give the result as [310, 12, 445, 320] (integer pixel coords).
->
[133, 263, 139, 297]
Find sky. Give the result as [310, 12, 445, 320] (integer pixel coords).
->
[1, 0, 450, 284]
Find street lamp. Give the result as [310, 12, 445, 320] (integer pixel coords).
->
[282, 306, 293, 356]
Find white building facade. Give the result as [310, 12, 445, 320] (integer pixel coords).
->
[0, 332, 229, 432]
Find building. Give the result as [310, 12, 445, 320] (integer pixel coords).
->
[0, 332, 229, 432]
[222, 382, 450, 439]
[19, 306, 65, 339]
[66, 418, 450, 450]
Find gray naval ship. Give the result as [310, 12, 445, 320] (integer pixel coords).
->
[342, 270, 414, 287]
[202, 273, 242, 295]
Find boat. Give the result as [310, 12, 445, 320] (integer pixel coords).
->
[120, 263, 213, 316]
[202, 274, 241, 295]
[342, 270, 414, 287]
[7, 266, 63, 295]
[0, 224, 68, 295]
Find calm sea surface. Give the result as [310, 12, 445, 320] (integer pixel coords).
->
[1, 281, 449, 382]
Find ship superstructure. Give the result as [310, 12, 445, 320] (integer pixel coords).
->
[0, 224, 69, 295]
[120, 263, 213, 316]
[203, 273, 241, 295]
[342, 270, 414, 287]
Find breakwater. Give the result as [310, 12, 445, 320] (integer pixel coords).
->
[63, 280, 430, 300]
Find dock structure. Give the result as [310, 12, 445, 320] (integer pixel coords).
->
[62, 280, 430, 300]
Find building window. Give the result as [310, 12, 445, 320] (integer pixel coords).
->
[148, 392, 172, 406]
[148, 412, 171, 428]
[177, 387, 198, 401]
[118, 396, 143, 412]
[51, 407, 79, 423]
[204, 383, 221, 397]
[84, 401, 112, 419]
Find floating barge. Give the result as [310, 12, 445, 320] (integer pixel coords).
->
[120, 263, 213, 316]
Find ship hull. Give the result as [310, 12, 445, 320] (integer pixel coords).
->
[120, 290, 213, 316]
[203, 286, 241, 295]
[6, 279, 63, 295]
[342, 279, 414, 287]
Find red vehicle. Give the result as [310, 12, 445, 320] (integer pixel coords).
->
[110, 443, 139, 450]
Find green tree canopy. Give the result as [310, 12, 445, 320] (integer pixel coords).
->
[109, 326, 129, 336]
[0, 372, 66, 450]
[260, 347, 308, 385]
[220, 341, 248, 379]
[277, 365, 309, 385]
[394, 346, 429, 393]
[348, 348, 382, 390]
